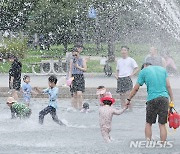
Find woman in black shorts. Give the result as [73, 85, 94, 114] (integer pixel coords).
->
[69, 49, 87, 110]
[9, 54, 22, 100]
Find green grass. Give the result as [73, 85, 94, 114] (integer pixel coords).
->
[1, 43, 180, 73]
[87, 60, 104, 73]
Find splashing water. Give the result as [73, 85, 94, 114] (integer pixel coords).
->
[136, 0, 180, 41]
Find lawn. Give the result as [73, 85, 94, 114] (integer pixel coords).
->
[1, 43, 180, 73]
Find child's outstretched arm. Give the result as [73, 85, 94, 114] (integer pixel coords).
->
[31, 88, 39, 95]
[35, 87, 51, 95]
[34, 87, 44, 94]
[113, 106, 127, 115]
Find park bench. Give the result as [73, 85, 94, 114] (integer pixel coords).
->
[31, 55, 67, 76]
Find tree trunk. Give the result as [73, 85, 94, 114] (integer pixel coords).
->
[107, 36, 115, 62]
[96, 37, 100, 55]
[63, 42, 68, 53]
[95, 18, 100, 55]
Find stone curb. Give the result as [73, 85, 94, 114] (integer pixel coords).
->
[0, 87, 147, 100]
[1, 87, 180, 100]
[0, 73, 106, 77]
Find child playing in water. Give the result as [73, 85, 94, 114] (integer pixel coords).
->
[99, 96, 127, 143]
[80, 102, 90, 113]
[6, 97, 32, 119]
[96, 86, 112, 98]
[22, 75, 32, 106]
[36, 75, 65, 126]
[96, 86, 112, 105]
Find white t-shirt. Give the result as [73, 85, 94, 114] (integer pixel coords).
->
[116, 57, 138, 78]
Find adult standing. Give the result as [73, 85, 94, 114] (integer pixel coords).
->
[145, 47, 166, 67]
[116, 46, 139, 109]
[9, 54, 22, 100]
[69, 48, 87, 110]
[126, 63, 174, 142]
[66, 44, 84, 79]
[163, 52, 178, 76]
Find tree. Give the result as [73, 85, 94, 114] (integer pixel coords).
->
[0, 0, 38, 31]
[26, 0, 89, 51]
[25, 0, 178, 56]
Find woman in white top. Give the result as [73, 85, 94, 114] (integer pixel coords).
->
[116, 46, 139, 109]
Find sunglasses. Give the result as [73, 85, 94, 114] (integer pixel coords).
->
[73, 54, 78, 57]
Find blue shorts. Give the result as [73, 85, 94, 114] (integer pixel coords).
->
[23, 96, 31, 103]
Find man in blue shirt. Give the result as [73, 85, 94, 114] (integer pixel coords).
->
[37, 75, 65, 126]
[126, 63, 174, 142]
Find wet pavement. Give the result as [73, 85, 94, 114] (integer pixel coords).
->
[0, 98, 180, 154]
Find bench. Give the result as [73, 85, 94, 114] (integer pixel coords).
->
[31, 58, 67, 76]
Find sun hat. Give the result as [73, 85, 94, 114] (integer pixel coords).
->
[6, 97, 17, 104]
[100, 96, 115, 104]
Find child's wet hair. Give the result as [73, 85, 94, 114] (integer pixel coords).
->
[97, 86, 105, 89]
[48, 75, 58, 84]
[23, 75, 30, 81]
[83, 103, 89, 109]
[102, 100, 113, 106]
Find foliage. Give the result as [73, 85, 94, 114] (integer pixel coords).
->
[0, 0, 179, 59]
[0, 0, 38, 31]
[1, 43, 180, 73]
[0, 38, 28, 58]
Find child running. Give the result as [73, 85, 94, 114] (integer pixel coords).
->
[22, 75, 32, 106]
[6, 97, 32, 119]
[36, 75, 65, 126]
[99, 96, 127, 143]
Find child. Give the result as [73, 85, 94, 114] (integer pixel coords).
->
[96, 86, 112, 106]
[36, 75, 65, 126]
[6, 97, 32, 119]
[96, 86, 112, 98]
[22, 75, 32, 106]
[80, 102, 90, 113]
[99, 96, 127, 143]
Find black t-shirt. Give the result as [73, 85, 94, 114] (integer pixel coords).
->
[9, 60, 22, 89]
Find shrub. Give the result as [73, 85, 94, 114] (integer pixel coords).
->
[0, 38, 28, 58]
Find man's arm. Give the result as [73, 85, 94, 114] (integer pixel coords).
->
[127, 83, 140, 104]
[115, 70, 119, 79]
[166, 78, 174, 102]
[115, 61, 119, 79]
